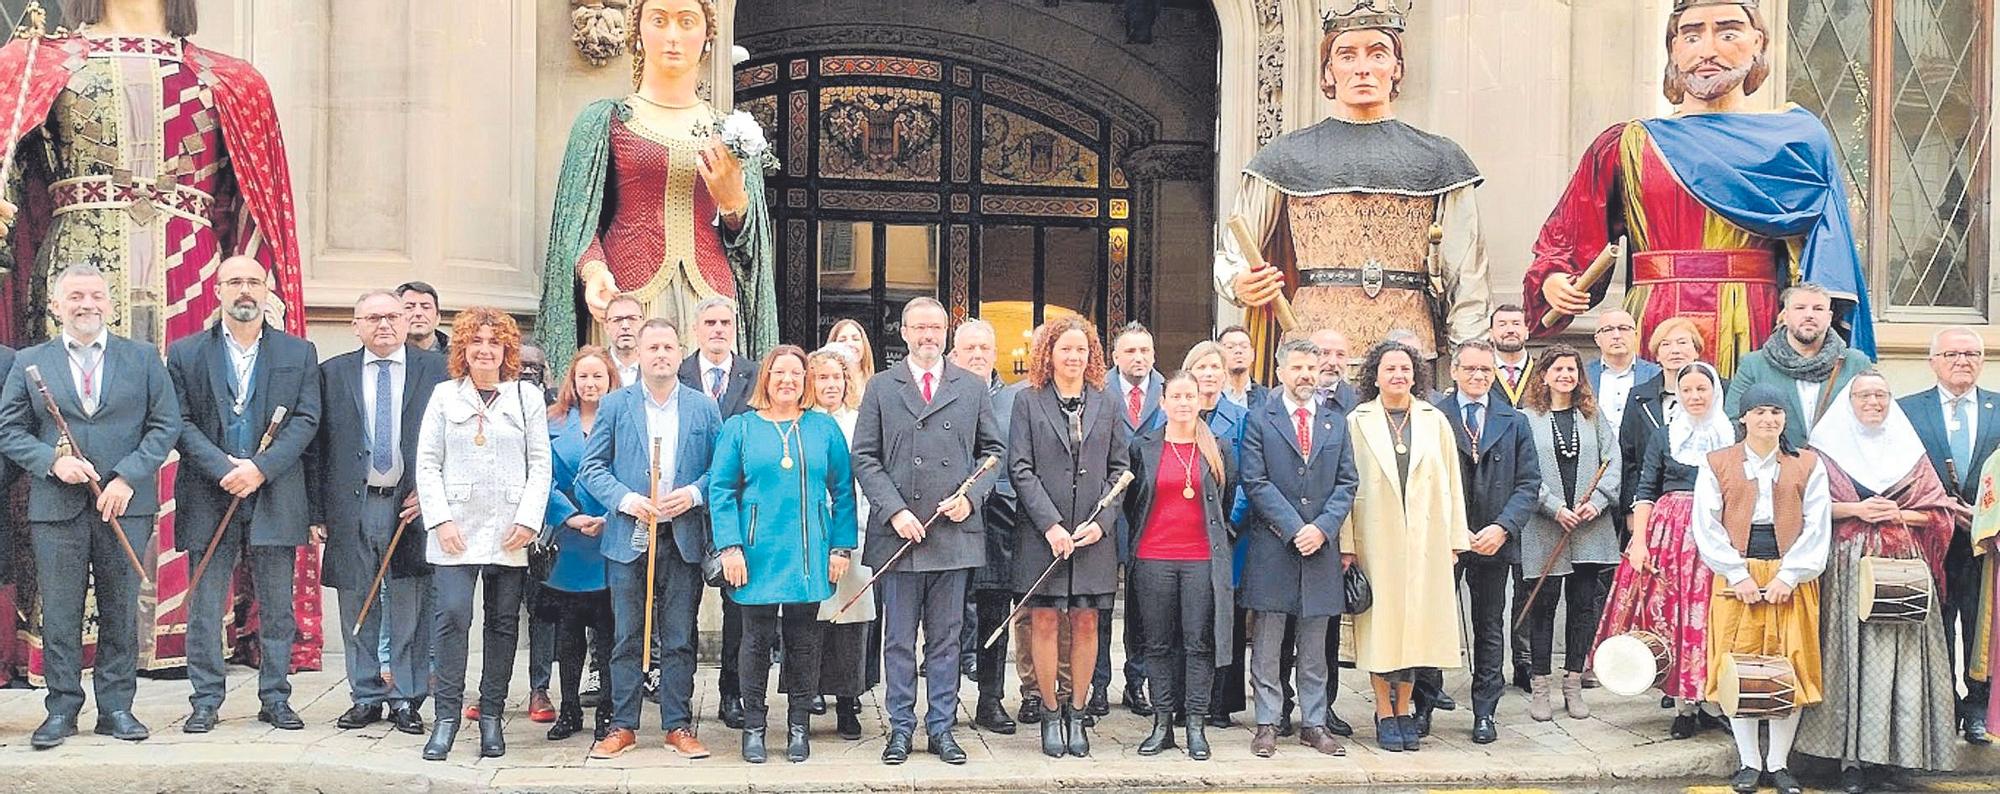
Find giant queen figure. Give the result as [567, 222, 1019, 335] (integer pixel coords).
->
[0, 0, 314, 676]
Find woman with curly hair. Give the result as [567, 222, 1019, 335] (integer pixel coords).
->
[1008, 315, 1131, 757]
[1517, 343, 1620, 722]
[414, 308, 554, 760]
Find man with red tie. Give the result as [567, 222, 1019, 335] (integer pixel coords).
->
[676, 297, 757, 729]
[1104, 323, 1165, 717]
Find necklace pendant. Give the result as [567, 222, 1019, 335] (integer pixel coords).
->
[474, 432, 487, 447]
[781, 455, 794, 470]
[1182, 485, 1196, 500]
[1395, 444, 1409, 455]
[1471, 451, 1480, 464]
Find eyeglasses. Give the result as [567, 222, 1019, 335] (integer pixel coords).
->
[1934, 351, 1984, 361]
[607, 313, 644, 325]
[354, 313, 402, 325]
[1594, 324, 1636, 335]
[220, 278, 266, 290]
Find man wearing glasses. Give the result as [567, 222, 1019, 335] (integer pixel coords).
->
[1900, 327, 1999, 745]
[601, 296, 646, 388]
[308, 291, 450, 736]
[1586, 310, 1661, 438]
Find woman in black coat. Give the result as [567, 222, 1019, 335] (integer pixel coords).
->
[1008, 315, 1131, 759]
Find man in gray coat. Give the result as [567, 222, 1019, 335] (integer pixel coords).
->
[167, 256, 322, 733]
[851, 297, 1007, 765]
[0, 264, 182, 749]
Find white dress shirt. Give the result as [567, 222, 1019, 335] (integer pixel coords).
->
[611, 350, 640, 390]
[909, 357, 945, 397]
[1597, 362, 1636, 433]
[62, 330, 106, 415]
[701, 354, 734, 400]
[1797, 380, 1826, 427]
[619, 383, 700, 516]
[362, 346, 408, 488]
[1281, 391, 1317, 449]
[223, 327, 262, 416]
[1690, 444, 1831, 588]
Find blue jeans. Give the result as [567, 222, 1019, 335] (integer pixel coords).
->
[607, 553, 703, 731]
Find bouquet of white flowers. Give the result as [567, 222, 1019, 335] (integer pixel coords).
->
[699, 111, 781, 174]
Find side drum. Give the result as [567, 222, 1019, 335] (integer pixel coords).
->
[1857, 556, 1932, 623]
[1594, 630, 1672, 697]
[1715, 653, 1797, 719]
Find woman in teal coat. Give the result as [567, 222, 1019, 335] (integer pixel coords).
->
[709, 345, 860, 764]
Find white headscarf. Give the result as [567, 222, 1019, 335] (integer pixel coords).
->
[1808, 375, 1928, 494]
[1667, 362, 1735, 467]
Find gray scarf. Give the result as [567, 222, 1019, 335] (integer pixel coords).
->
[1760, 325, 1846, 383]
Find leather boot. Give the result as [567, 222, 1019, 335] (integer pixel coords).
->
[1529, 675, 1555, 722]
[1137, 710, 1175, 755]
[1039, 703, 1066, 757]
[1562, 672, 1591, 719]
[740, 727, 767, 763]
[547, 703, 583, 740]
[1064, 704, 1090, 757]
[423, 717, 458, 761]
[478, 714, 506, 757]
[1185, 715, 1211, 760]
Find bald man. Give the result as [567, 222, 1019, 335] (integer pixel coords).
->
[1309, 329, 1357, 414]
[1585, 310, 1662, 436]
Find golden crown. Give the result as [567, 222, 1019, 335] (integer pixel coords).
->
[1673, 0, 1759, 12]
[1322, 0, 1411, 34]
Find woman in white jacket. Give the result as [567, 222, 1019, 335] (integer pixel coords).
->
[809, 343, 874, 740]
[415, 307, 553, 762]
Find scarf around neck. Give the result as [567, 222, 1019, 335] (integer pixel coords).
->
[1760, 325, 1847, 383]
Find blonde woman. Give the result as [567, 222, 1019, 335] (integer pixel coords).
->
[810, 344, 873, 740]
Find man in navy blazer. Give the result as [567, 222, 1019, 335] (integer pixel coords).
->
[1436, 340, 1540, 743]
[1899, 326, 2000, 744]
[580, 319, 722, 759]
[1105, 322, 1164, 715]
[166, 258, 322, 733]
[676, 296, 756, 728]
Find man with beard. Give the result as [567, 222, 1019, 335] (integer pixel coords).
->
[601, 296, 646, 387]
[397, 282, 450, 354]
[166, 257, 321, 733]
[1218, 326, 1268, 411]
[1489, 306, 1535, 406]
[1310, 329, 1357, 413]
[1526, 0, 1872, 378]
[1725, 284, 1871, 449]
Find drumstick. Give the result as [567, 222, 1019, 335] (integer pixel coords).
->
[829, 456, 999, 621]
[1515, 459, 1613, 625]
[984, 471, 1134, 648]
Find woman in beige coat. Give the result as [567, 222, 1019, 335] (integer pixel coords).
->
[1340, 341, 1470, 751]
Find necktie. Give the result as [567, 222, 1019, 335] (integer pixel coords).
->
[1128, 386, 1143, 425]
[1294, 407, 1311, 459]
[708, 366, 725, 400]
[71, 343, 101, 413]
[1502, 365, 1519, 394]
[1950, 396, 1973, 474]
[922, 371, 935, 404]
[371, 359, 394, 474]
[1464, 401, 1483, 441]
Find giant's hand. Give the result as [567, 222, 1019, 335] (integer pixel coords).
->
[583, 265, 619, 321]
[0, 198, 15, 236]
[1540, 272, 1592, 317]
[1231, 266, 1285, 309]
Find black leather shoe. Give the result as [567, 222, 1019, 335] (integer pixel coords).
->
[1064, 704, 1090, 757]
[787, 723, 810, 762]
[1040, 706, 1066, 757]
[390, 702, 426, 735]
[1137, 712, 1175, 756]
[592, 707, 613, 742]
[547, 705, 583, 740]
[1413, 707, 1433, 739]
[94, 711, 149, 741]
[1276, 711, 1295, 738]
[1123, 680, 1153, 716]
[1770, 768, 1803, 794]
[741, 727, 768, 764]
[183, 706, 220, 734]
[836, 697, 863, 740]
[881, 730, 911, 765]
[1205, 712, 1233, 729]
[259, 702, 305, 730]
[1018, 693, 1045, 724]
[1086, 685, 1110, 717]
[424, 718, 459, 761]
[961, 654, 978, 680]
[1470, 715, 1497, 744]
[31, 713, 76, 750]
[1185, 716, 1212, 760]
[1326, 709, 1353, 737]
[1670, 712, 1698, 739]
[336, 703, 383, 730]
[1965, 715, 1993, 745]
[974, 697, 1016, 734]
[1513, 662, 1532, 693]
[1729, 766, 1761, 794]
[809, 695, 827, 716]
[477, 714, 506, 758]
[1432, 692, 1458, 711]
[1840, 766, 1869, 794]
[929, 730, 967, 765]
[720, 696, 746, 730]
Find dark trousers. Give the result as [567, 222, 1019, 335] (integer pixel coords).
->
[1134, 559, 1215, 715]
[431, 564, 527, 716]
[609, 553, 702, 731]
[1084, 568, 1146, 693]
[554, 589, 613, 711]
[335, 490, 429, 707]
[527, 583, 555, 693]
[881, 568, 969, 736]
[740, 602, 824, 729]
[973, 589, 1015, 703]
[718, 598, 743, 703]
[1460, 563, 1511, 717]
[1526, 565, 1604, 676]
[33, 515, 153, 717]
[186, 516, 296, 710]
[1944, 530, 1992, 720]
[1511, 564, 1532, 671]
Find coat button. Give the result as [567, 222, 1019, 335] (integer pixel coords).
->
[942, 460, 951, 468]
[944, 421, 953, 430]
[1079, 468, 1087, 475]
[1298, 467, 1306, 476]
[915, 456, 924, 465]
[916, 421, 925, 430]
[353, 489, 362, 497]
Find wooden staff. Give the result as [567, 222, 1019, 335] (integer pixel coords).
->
[24, 365, 149, 582]
[187, 406, 289, 592]
[642, 437, 662, 671]
[985, 470, 1135, 648]
[1515, 458, 1614, 624]
[1538, 236, 1626, 330]
[350, 513, 415, 636]
[1226, 215, 1298, 332]
[829, 455, 1000, 621]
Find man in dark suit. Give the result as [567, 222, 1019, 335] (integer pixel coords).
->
[1436, 339, 1540, 743]
[1899, 326, 2000, 744]
[396, 281, 450, 355]
[1311, 328, 1359, 414]
[310, 290, 449, 735]
[951, 319, 1021, 734]
[0, 263, 182, 749]
[851, 297, 1007, 765]
[167, 257, 322, 733]
[1240, 338, 1359, 758]
[1490, 305, 1536, 407]
[1218, 325, 1269, 410]
[676, 296, 756, 729]
[1105, 322, 1163, 716]
[581, 319, 723, 759]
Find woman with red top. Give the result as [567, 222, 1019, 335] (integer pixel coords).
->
[1123, 373, 1236, 760]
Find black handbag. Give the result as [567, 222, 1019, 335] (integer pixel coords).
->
[518, 384, 558, 582]
[1342, 562, 1373, 615]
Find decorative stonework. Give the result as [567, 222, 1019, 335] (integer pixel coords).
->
[735, 62, 779, 92]
[786, 218, 812, 341]
[983, 73, 1102, 141]
[820, 55, 943, 81]
[1256, 0, 1284, 146]
[570, 1, 628, 67]
[949, 224, 972, 319]
[1123, 142, 1213, 182]
[819, 190, 943, 213]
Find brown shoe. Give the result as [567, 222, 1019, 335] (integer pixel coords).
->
[590, 728, 637, 759]
[1251, 724, 1278, 757]
[528, 689, 556, 723]
[665, 727, 711, 758]
[1299, 725, 1346, 756]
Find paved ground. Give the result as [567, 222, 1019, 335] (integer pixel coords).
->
[2, 656, 1998, 793]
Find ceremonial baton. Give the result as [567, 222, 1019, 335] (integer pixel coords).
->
[642, 437, 662, 671]
[1538, 236, 1626, 330]
[187, 406, 289, 592]
[351, 513, 415, 636]
[829, 455, 1000, 621]
[24, 365, 149, 583]
[1515, 458, 1613, 625]
[985, 470, 1135, 648]
[1226, 215, 1299, 332]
